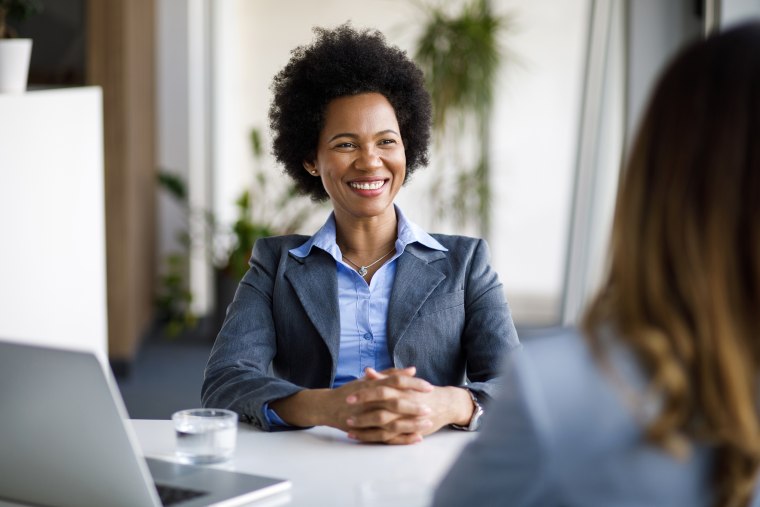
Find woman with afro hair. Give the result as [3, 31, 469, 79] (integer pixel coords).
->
[202, 24, 519, 445]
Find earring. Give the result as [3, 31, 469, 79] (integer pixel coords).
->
[311, 170, 318, 175]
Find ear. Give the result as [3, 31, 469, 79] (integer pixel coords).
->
[303, 159, 318, 176]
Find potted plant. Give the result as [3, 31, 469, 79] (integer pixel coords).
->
[413, 0, 510, 238]
[154, 171, 198, 338]
[211, 128, 314, 332]
[0, 0, 42, 93]
[156, 128, 316, 338]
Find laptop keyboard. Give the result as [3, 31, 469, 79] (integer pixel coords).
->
[155, 483, 207, 506]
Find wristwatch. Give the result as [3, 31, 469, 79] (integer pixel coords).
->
[451, 388, 484, 431]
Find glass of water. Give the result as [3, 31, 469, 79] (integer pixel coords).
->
[172, 408, 238, 465]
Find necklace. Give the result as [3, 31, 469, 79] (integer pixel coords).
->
[342, 247, 395, 277]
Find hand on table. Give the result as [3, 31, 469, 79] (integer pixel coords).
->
[333, 367, 434, 445]
[350, 368, 474, 444]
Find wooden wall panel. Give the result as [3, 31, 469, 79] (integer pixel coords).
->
[87, 0, 156, 369]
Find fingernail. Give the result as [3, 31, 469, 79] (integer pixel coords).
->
[346, 395, 357, 404]
[346, 418, 355, 426]
[413, 435, 423, 444]
[347, 433, 357, 440]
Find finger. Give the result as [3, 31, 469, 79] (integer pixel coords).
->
[383, 374, 433, 392]
[389, 416, 433, 434]
[364, 396, 432, 417]
[363, 368, 386, 380]
[385, 433, 424, 445]
[346, 409, 400, 428]
[347, 426, 405, 444]
[349, 428, 424, 445]
[345, 378, 432, 406]
[346, 385, 401, 405]
[346, 409, 433, 433]
[365, 366, 416, 379]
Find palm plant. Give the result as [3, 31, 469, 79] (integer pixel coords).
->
[414, 0, 509, 238]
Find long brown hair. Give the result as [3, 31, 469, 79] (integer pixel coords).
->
[583, 23, 760, 507]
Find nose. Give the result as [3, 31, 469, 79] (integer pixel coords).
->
[355, 146, 382, 171]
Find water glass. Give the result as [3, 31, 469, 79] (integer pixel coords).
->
[172, 408, 238, 464]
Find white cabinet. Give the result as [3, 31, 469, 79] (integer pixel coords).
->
[0, 87, 108, 362]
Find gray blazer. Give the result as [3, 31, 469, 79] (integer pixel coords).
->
[201, 234, 519, 431]
[432, 329, 755, 507]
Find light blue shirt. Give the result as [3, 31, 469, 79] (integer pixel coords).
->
[264, 205, 446, 427]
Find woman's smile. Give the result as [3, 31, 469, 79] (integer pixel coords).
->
[348, 178, 388, 193]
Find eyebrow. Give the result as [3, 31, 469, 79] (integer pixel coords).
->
[327, 129, 400, 143]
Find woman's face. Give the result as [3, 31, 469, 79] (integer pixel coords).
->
[304, 92, 406, 223]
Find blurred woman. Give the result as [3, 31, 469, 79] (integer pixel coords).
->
[433, 22, 760, 506]
[202, 24, 519, 445]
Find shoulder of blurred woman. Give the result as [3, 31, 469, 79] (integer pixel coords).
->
[516, 328, 649, 445]
[504, 328, 712, 503]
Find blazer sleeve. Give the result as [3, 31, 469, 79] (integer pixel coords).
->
[460, 239, 520, 404]
[201, 239, 306, 431]
[432, 350, 559, 507]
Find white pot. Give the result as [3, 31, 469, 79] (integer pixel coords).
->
[0, 39, 33, 93]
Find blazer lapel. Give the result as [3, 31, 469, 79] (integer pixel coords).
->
[284, 251, 340, 365]
[387, 245, 447, 352]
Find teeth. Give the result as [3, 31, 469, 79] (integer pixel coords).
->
[349, 181, 384, 190]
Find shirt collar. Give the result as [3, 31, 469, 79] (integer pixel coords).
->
[289, 205, 447, 260]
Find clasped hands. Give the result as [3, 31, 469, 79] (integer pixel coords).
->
[333, 366, 437, 445]
[333, 366, 476, 445]
[270, 366, 475, 445]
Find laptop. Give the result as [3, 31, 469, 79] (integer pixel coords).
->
[0, 340, 291, 507]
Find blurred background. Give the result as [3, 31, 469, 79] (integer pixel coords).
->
[1, 0, 758, 418]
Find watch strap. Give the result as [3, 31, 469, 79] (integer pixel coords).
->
[450, 388, 484, 431]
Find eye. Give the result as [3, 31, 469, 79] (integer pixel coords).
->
[333, 142, 356, 149]
[379, 139, 397, 145]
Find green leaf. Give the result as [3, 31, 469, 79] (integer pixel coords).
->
[157, 171, 188, 202]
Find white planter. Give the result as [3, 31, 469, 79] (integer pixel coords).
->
[0, 39, 32, 93]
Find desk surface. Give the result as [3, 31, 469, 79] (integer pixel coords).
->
[133, 419, 473, 507]
[0, 420, 471, 507]
[0, 420, 474, 507]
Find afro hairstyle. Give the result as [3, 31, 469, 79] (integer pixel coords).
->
[268, 23, 432, 201]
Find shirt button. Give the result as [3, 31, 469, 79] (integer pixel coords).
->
[363, 333, 372, 341]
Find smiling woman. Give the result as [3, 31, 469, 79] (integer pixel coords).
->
[201, 24, 520, 445]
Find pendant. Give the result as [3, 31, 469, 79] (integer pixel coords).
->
[358, 266, 368, 276]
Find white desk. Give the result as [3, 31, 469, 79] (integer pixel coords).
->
[132, 419, 474, 507]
